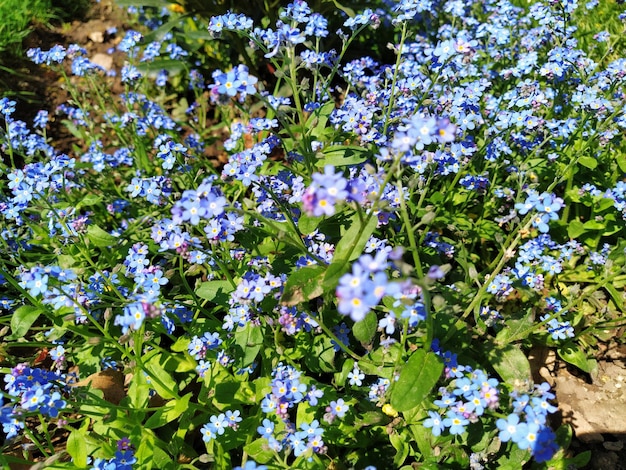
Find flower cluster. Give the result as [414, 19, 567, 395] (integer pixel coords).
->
[255, 364, 327, 458]
[336, 251, 400, 322]
[427, 344, 558, 463]
[200, 409, 243, 443]
[2, 365, 67, 439]
[302, 165, 349, 217]
[515, 191, 564, 233]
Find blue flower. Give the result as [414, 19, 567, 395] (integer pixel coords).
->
[257, 418, 275, 439]
[443, 410, 469, 435]
[423, 411, 444, 436]
[328, 398, 349, 418]
[496, 413, 525, 443]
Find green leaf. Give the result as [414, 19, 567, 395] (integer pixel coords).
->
[477, 219, 502, 240]
[488, 345, 531, 383]
[496, 443, 530, 468]
[244, 438, 274, 464]
[578, 156, 597, 169]
[359, 343, 401, 378]
[281, 265, 326, 306]
[87, 225, 118, 247]
[303, 335, 336, 373]
[390, 432, 409, 467]
[352, 311, 378, 344]
[390, 350, 443, 411]
[583, 219, 605, 230]
[335, 358, 355, 386]
[75, 193, 102, 211]
[567, 219, 586, 239]
[334, 213, 378, 263]
[558, 343, 595, 373]
[296, 401, 317, 428]
[67, 429, 87, 468]
[319, 145, 369, 167]
[410, 423, 435, 459]
[310, 101, 336, 139]
[8, 305, 42, 340]
[298, 213, 322, 234]
[354, 410, 387, 430]
[144, 353, 179, 399]
[128, 369, 150, 409]
[617, 154, 626, 173]
[137, 58, 187, 74]
[495, 313, 535, 344]
[196, 280, 234, 304]
[233, 323, 264, 368]
[606, 284, 625, 312]
[565, 451, 591, 467]
[145, 393, 192, 429]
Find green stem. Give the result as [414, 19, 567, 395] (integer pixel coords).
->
[442, 216, 534, 344]
[382, 22, 408, 137]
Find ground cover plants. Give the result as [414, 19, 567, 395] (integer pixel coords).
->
[1, 0, 626, 468]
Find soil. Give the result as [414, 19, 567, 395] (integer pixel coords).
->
[3, 0, 128, 156]
[2, 1, 626, 468]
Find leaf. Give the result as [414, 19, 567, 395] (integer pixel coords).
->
[281, 265, 326, 306]
[488, 345, 531, 383]
[617, 154, 626, 173]
[558, 343, 595, 373]
[410, 423, 435, 459]
[298, 213, 322, 235]
[390, 350, 443, 411]
[319, 145, 369, 167]
[477, 219, 502, 240]
[144, 353, 180, 399]
[233, 323, 264, 368]
[128, 369, 150, 409]
[496, 444, 530, 468]
[145, 393, 192, 429]
[359, 343, 402, 378]
[75, 193, 102, 210]
[67, 429, 87, 468]
[244, 438, 274, 464]
[566, 451, 591, 467]
[68, 369, 126, 405]
[567, 219, 586, 239]
[390, 432, 409, 467]
[196, 280, 234, 304]
[606, 284, 625, 312]
[303, 335, 336, 373]
[137, 58, 187, 74]
[8, 305, 42, 340]
[578, 156, 597, 169]
[352, 311, 378, 344]
[495, 313, 535, 345]
[309, 101, 336, 139]
[87, 225, 118, 247]
[354, 411, 387, 429]
[583, 219, 605, 230]
[333, 213, 378, 263]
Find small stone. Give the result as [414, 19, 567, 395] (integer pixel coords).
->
[603, 441, 624, 452]
[91, 53, 113, 71]
[89, 31, 104, 43]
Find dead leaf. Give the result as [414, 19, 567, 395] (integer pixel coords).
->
[69, 369, 125, 405]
